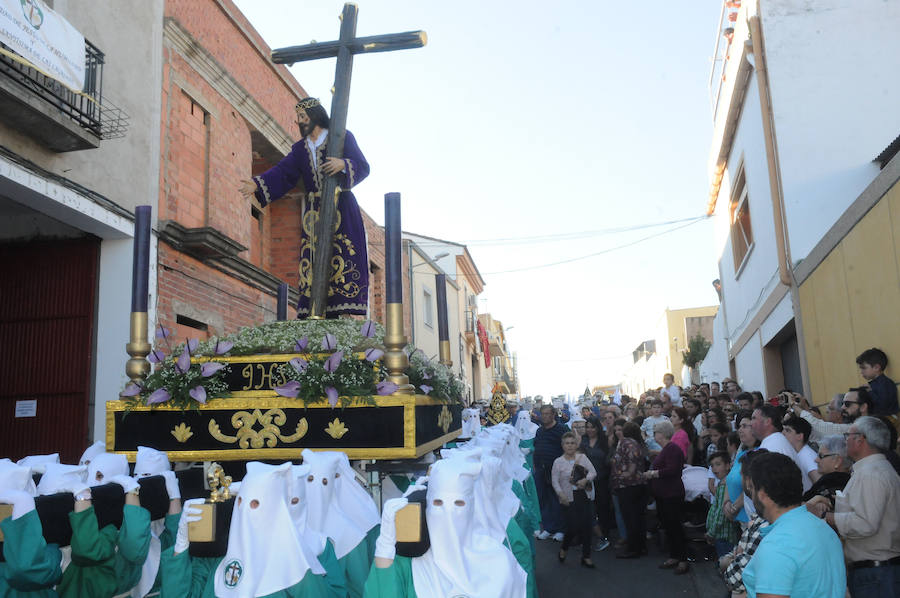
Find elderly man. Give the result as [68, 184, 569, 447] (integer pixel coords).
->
[810, 417, 900, 598]
[532, 405, 567, 541]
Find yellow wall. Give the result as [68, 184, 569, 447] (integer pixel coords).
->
[799, 179, 900, 405]
[663, 306, 719, 386]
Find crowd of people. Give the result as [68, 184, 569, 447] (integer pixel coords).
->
[1, 346, 897, 597]
[520, 347, 900, 597]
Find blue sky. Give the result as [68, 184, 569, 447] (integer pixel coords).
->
[234, 0, 724, 399]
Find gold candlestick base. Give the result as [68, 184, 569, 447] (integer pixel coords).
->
[439, 340, 453, 368]
[384, 303, 414, 394]
[125, 311, 151, 385]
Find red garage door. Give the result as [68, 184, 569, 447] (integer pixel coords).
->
[0, 237, 99, 464]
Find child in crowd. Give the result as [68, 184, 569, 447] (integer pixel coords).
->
[640, 399, 667, 454]
[856, 347, 898, 415]
[705, 451, 741, 558]
[706, 423, 730, 462]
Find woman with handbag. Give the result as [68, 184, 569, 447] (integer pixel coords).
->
[551, 432, 597, 568]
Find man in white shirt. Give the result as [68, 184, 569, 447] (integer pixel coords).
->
[781, 415, 819, 490]
[660, 373, 682, 409]
[751, 405, 801, 470]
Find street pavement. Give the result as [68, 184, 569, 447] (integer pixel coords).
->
[534, 532, 727, 598]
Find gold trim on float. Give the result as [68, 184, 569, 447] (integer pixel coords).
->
[106, 394, 449, 412]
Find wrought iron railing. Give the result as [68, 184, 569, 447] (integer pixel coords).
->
[0, 38, 128, 139]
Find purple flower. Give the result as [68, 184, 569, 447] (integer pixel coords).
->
[323, 351, 343, 373]
[289, 357, 308, 373]
[294, 337, 309, 352]
[147, 388, 171, 405]
[156, 326, 172, 340]
[422, 370, 432, 380]
[189, 386, 207, 404]
[147, 349, 166, 364]
[121, 383, 142, 397]
[377, 380, 399, 396]
[326, 386, 339, 408]
[200, 362, 225, 377]
[321, 333, 337, 351]
[175, 349, 191, 374]
[213, 339, 234, 355]
[275, 381, 301, 398]
[186, 338, 199, 353]
[360, 320, 376, 338]
[364, 348, 384, 362]
[420, 384, 433, 394]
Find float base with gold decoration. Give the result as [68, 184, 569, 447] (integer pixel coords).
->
[107, 393, 460, 461]
[106, 394, 461, 461]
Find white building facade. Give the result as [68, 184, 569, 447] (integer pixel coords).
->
[701, 0, 900, 395]
[0, 0, 164, 460]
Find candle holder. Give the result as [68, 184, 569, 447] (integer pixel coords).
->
[124, 311, 151, 384]
[439, 340, 453, 368]
[383, 302, 414, 393]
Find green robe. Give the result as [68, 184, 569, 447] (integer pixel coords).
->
[511, 480, 540, 541]
[519, 438, 534, 472]
[336, 526, 378, 598]
[158, 541, 346, 598]
[0, 509, 62, 597]
[362, 556, 416, 598]
[57, 504, 151, 598]
[504, 520, 536, 598]
[141, 513, 180, 597]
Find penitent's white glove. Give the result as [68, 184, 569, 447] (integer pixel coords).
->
[108, 474, 140, 494]
[402, 477, 428, 498]
[160, 471, 181, 500]
[374, 497, 408, 561]
[174, 498, 205, 554]
[0, 490, 36, 520]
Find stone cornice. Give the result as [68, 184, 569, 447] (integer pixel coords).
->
[158, 219, 298, 304]
[163, 17, 293, 156]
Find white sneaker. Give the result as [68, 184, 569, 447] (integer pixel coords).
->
[534, 530, 551, 540]
[552, 532, 565, 542]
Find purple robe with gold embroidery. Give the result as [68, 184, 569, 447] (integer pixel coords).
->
[252, 130, 369, 317]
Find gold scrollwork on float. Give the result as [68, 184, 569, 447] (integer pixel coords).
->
[208, 409, 308, 449]
[437, 405, 452, 434]
[325, 418, 349, 439]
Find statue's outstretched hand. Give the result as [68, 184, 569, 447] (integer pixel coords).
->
[239, 179, 257, 198]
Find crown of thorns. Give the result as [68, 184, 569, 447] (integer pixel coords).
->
[295, 97, 320, 110]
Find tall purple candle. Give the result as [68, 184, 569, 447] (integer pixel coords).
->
[384, 193, 402, 303]
[131, 205, 151, 312]
[435, 273, 449, 341]
[277, 283, 289, 321]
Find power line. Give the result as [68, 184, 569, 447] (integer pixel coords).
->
[409, 215, 709, 247]
[480, 216, 709, 275]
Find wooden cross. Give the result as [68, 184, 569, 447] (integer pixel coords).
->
[271, 3, 426, 318]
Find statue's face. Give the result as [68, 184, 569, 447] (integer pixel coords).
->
[295, 107, 314, 136]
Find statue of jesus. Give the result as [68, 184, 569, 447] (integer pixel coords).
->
[239, 97, 369, 318]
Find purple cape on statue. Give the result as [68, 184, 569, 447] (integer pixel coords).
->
[252, 130, 369, 317]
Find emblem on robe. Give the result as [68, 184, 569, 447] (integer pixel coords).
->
[223, 559, 243, 588]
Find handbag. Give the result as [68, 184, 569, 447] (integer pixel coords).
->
[571, 463, 593, 493]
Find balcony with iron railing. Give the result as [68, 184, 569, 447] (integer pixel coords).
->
[0, 38, 128, 152]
